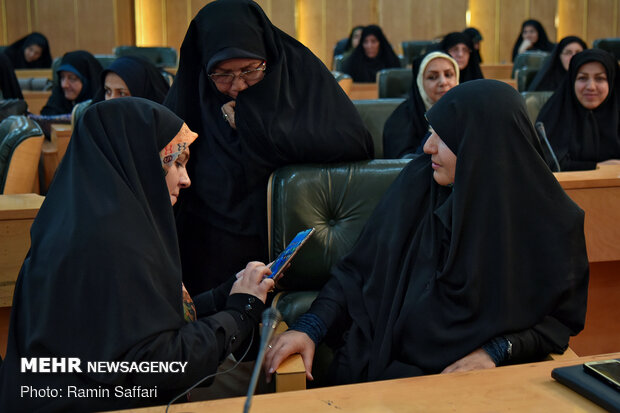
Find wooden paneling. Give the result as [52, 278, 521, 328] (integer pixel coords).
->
[115, 0, 136, 47]
[3, 0, 29, 44]
[76, 0, 116, 53]
[558, 0, 620, 48]
[587, 0, 618, 42]
[165, 0, 191, 50]
[33, 0, 75, 56]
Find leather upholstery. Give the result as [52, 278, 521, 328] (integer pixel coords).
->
[401, 40, 436, 65]
[352, 98, 405, 158]
[516, 67, 539, 91]
[521, 91, 553, 124]
[512, 51, 550, 78]
[333, 54, 345, 71]
[0, 115, 44, 191]
[330, 71, 351, 82]
[71, 99, 92, 127]
[113, 46, 178, 68]
[593, 38, 620, 59]
[377, 68, 412, 98]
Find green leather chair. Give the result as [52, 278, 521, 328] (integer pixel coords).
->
[333, 54, 345, 71]
[352, 98, 405, 158]
[71, 99, 92, 127]
[377, 68, 412, 99]
[268, 159, 411, 386]
[511, 51, 550, 78]
[521, 91, 553, 124]
[593, 38, 620, 60]
[0, 115, 44, 193]
[113, 46, 178, 68]
[516, 67, 539, 92]
[94, 54, 116, 69]
[401, 40, 435, 65]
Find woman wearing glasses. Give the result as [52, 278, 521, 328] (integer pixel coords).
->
[528, 36, 588, 92]
[164, 0, 374, 296]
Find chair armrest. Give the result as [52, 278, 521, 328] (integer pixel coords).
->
[273, 321, 307, 392]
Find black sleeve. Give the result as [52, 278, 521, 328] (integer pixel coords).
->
[192, 275, 236, 317]
[558, 153, 597, 171]
[504, 315, 573, 364]
[306, 275, 351, 345]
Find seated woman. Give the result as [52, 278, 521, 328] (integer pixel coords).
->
[93, 55, 170, 103]
[0, 97, 275, 411]
[528, 36, 587, 92]
[512, 19, 554, 61]
[265, 80, 588, 385]
[2, 32, 52, 69]
[41, 50, 102, 115]
[438, 32, 483, 82]
[333, 26, 364, 58]
[383, 52, 459, 158]
[536, 49, 619, 171]
[341, 25, 401, 83]
[164, 0, 373, 295]
[0, 53, 23, 99]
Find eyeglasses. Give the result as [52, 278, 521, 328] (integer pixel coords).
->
[208, 62, 266, 85]
[561, 50, 581, 57]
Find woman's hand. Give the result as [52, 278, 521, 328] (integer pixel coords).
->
[221, 101, 237, 129]
[441, 348, 496, 374]
[518, 38, 533, 54]
[263, 330, 316, 383]
[597, 159, 620, 166]
[230, 261, 274, 304]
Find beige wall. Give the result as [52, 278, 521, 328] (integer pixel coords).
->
[1, 0, 619, 66]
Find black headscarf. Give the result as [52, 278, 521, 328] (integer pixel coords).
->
[164, 0, 373, 294]
[314, 80, 588, 384]
[0, 53, 23, 99]
[536, 49, 620, 171]
[341, 25, 401, 82]
[528, 36, 588, 92]
[463, 27, 483, 63]
[0, 98, 233, 411]
[512, 19, 555, 61]
[2, 32, 52, 69]
[383, 52, 459, 158]
[93, 55, 170, 103]
[438, 32, 484, 82]
[41, 50, 103, 115]
[334, 25, 365, 57]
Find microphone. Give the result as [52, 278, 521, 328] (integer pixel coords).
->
[535, 122, 561, 172]
[243, 307, 282, 413]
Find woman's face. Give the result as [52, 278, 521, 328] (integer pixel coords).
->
[164, 147, 191, 206]
[574, 61, 609, 110]
[423, 129, 457, 186]
[560, 42, 584, 71]
[447, 43, 470, 70]
[423, 58, 457, 104]
[210, 58, 266, 99]
[351, 28, 363, 49]
[24, 44, 43, 63]
[522, 25, 539, 44]
[363, 34, 380, 59]
[59, 71, 83, 101]
[104, 72, 131, 100]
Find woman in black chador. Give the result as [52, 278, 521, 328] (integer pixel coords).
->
[341, 25, 401, 82]
[94, 55, 170, 103]
[41, 50, 103, 115]
[164, 0, 373, 295]
[0, 53, 23, 99]
[528, 36, 587, 92]
[512, 19, 555, 61]
[265, 80, 589, 385]
[438, 32, 484, 82]
[3, 32, 52, 69]
[536, 49, 620, 171]
[0, 98, 274, 411]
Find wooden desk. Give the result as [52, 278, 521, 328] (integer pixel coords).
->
[481, 63, 513, 79]
[126, 353, 619, 412]
[555, 164, 620, 263]
[15, 68, 52, 80]
[349, 83, 378, 100]
[41, 124, 72, 193]
[23, 90, 51, 115]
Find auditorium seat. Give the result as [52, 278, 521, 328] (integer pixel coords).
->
[113, 46, 178, 68]
[512, 51, 550, 78]
[0, 116, 44, 194]
[593, 38, 620, 59]
[352, 98, 405, 158]
[521, 91, 553, 124]
[401, 40, 435, 65]
[516, 67, 539, 92]
[268, 159, 411, 389]
[332, 54, 345, 71]
[377, 68, 412, 98]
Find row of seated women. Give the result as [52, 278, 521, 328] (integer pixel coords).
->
[0, 1, 604, 410]
[338, 25, 484, 84]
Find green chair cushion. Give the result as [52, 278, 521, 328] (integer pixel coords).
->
[521, 91, 554, 124]
[377, 68, 412, 99]
[353, 98, 404, 158]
